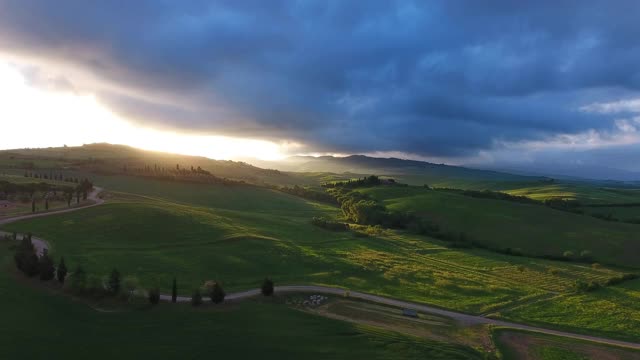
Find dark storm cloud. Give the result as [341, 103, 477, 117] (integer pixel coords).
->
[1, 0, 640, 157]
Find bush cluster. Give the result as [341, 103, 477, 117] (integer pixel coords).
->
[311, 217, 349, 231]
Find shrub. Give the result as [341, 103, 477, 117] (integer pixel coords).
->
[209, 282, 225, 304]
[191, 289, 203, 306]
[148, 288, 160, 305]
[563, 251, 575, 259]
[311, 217, 349, 231]
[122, 276, 139, 299]
[575, 280, 600, 292]
[261, 278, 274, 296]
[591, 263, 601, 269]
[580, 250, 593, 261]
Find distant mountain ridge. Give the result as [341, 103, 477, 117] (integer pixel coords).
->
[249, 154, 551, 188]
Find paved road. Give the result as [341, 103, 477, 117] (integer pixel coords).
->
[2, 187, 639, 350]
[160, 285, 640, 350]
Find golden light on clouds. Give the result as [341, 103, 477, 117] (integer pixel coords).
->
[0, 62, 289, 160]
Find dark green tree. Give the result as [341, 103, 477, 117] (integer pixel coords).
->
[38, 252, 55, 281]
[108, 268, 121, 294]
[210, 281, 225, 304]
[14, 234, 38, 276]
[57, 257, 68, 283]
[261, 278, 274, 296]
[172, 278, 177, 303]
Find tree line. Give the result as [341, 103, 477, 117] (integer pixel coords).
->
[24, 171, 82, 184]
[322, 175, 385, 189]
[10, 232, 275, 306]
[118, 163, 245, 186]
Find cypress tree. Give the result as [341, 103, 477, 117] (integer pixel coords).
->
[45, 198, 49, 210]
[57, 257, 68, 283]
[172, 278, 177, 303]
[31, 199, 35, 213]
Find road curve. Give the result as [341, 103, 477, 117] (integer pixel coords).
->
[1, 187, 638, 351]
[0, 187, 104, 255]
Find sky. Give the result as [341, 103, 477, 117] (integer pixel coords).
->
[1, 1, 640, 178]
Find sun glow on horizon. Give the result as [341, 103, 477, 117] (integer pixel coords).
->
[0, 62, 288, 161]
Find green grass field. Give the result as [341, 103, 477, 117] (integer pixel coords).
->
[579, 205, 640, 222]
[361, 186, 640, 268]
[2, 177, 639, 341]
[505, 183, 640, 204]
[494, 328, 640, 360]
[0, 243, 483, 360]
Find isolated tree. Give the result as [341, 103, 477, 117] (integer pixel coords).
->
[66, 192, 72, 207]
[172, 278, 177, 303]
[38, 253, 55, 281]
[261, 278, 274, 296]
[191, 289, 203, 306]
[76, 191, 80, 204]
[45, 198, 49, 210]
[108, 268, 121, 294]
[210, 281, 225, 304]
[148, 288, 160, 305]
[57, 257, 68, 283]
[31, 199, 35, 213]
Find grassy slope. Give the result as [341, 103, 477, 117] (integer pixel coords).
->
[361, 186, 640, 268]
[0, 244, 482, 360]
[506, 183, 640, 204]
[499, 278, 640, 342]
[0, 144, 312, 186]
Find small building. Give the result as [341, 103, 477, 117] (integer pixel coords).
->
[402, 308, 418, 318]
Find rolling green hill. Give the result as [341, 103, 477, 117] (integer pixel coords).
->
[0, 143, 312, 186]
[360, 186, 640, 268]
[3, 177, 640, 340]
[0, 244, 480, 360]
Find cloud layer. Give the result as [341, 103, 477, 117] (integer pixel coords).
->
[1, 0, 640, 168]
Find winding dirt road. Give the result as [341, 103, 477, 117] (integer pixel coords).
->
[2, 186, 639, 351]
[0, 187, 104, 255]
